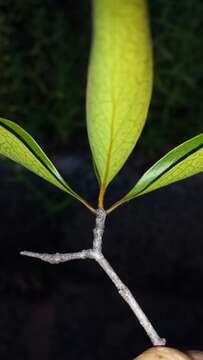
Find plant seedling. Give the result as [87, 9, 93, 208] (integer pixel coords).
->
[0, 0, 202, 349]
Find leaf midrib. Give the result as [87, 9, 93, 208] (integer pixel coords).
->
[100, 7, 118, 190]
[101, 97, 116, 189]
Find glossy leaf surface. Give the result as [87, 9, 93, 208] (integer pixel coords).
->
[124, 133, 203, 201]
[87, 0, 153, 189]
[0, 118, 82, 201]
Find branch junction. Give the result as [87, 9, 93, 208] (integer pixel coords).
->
[21, 208, 166, 346]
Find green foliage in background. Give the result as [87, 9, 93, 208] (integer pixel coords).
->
[0, 0, 91, 146]
[0, 0, 202, 153]
[148, 0, 203, 150]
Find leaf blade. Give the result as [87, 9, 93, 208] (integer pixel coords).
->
[124, 133, 203, 201]
[87, 0, 153, 189]
[0, 118, 81, 201]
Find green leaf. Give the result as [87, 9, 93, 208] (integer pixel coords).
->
[0, 117, 86, 204]
[86, 0, 153, 190]
[123, 133, 203, 201]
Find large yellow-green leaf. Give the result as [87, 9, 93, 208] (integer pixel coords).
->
[122, 133, 203, 202]
[0, 118, 92, 209]
[86, 0, 153, 190]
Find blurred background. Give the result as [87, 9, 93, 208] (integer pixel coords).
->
[0, 0, 202, 359]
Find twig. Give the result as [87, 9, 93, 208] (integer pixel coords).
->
[20, 249, 93, 264]
[93, 252, 166, 346]
[20, 208, 166, 346]
[93, 208, 106, 252]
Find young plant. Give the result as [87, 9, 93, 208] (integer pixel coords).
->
[0, 0, 202, 349]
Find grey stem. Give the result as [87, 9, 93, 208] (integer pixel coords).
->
[93, 208, 106, 252]
[20, 249, 93, 264]
[20, 208, 166, 346]
[92, 252, 166, 346]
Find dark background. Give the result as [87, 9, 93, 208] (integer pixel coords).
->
[0, 0, 203, 359]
